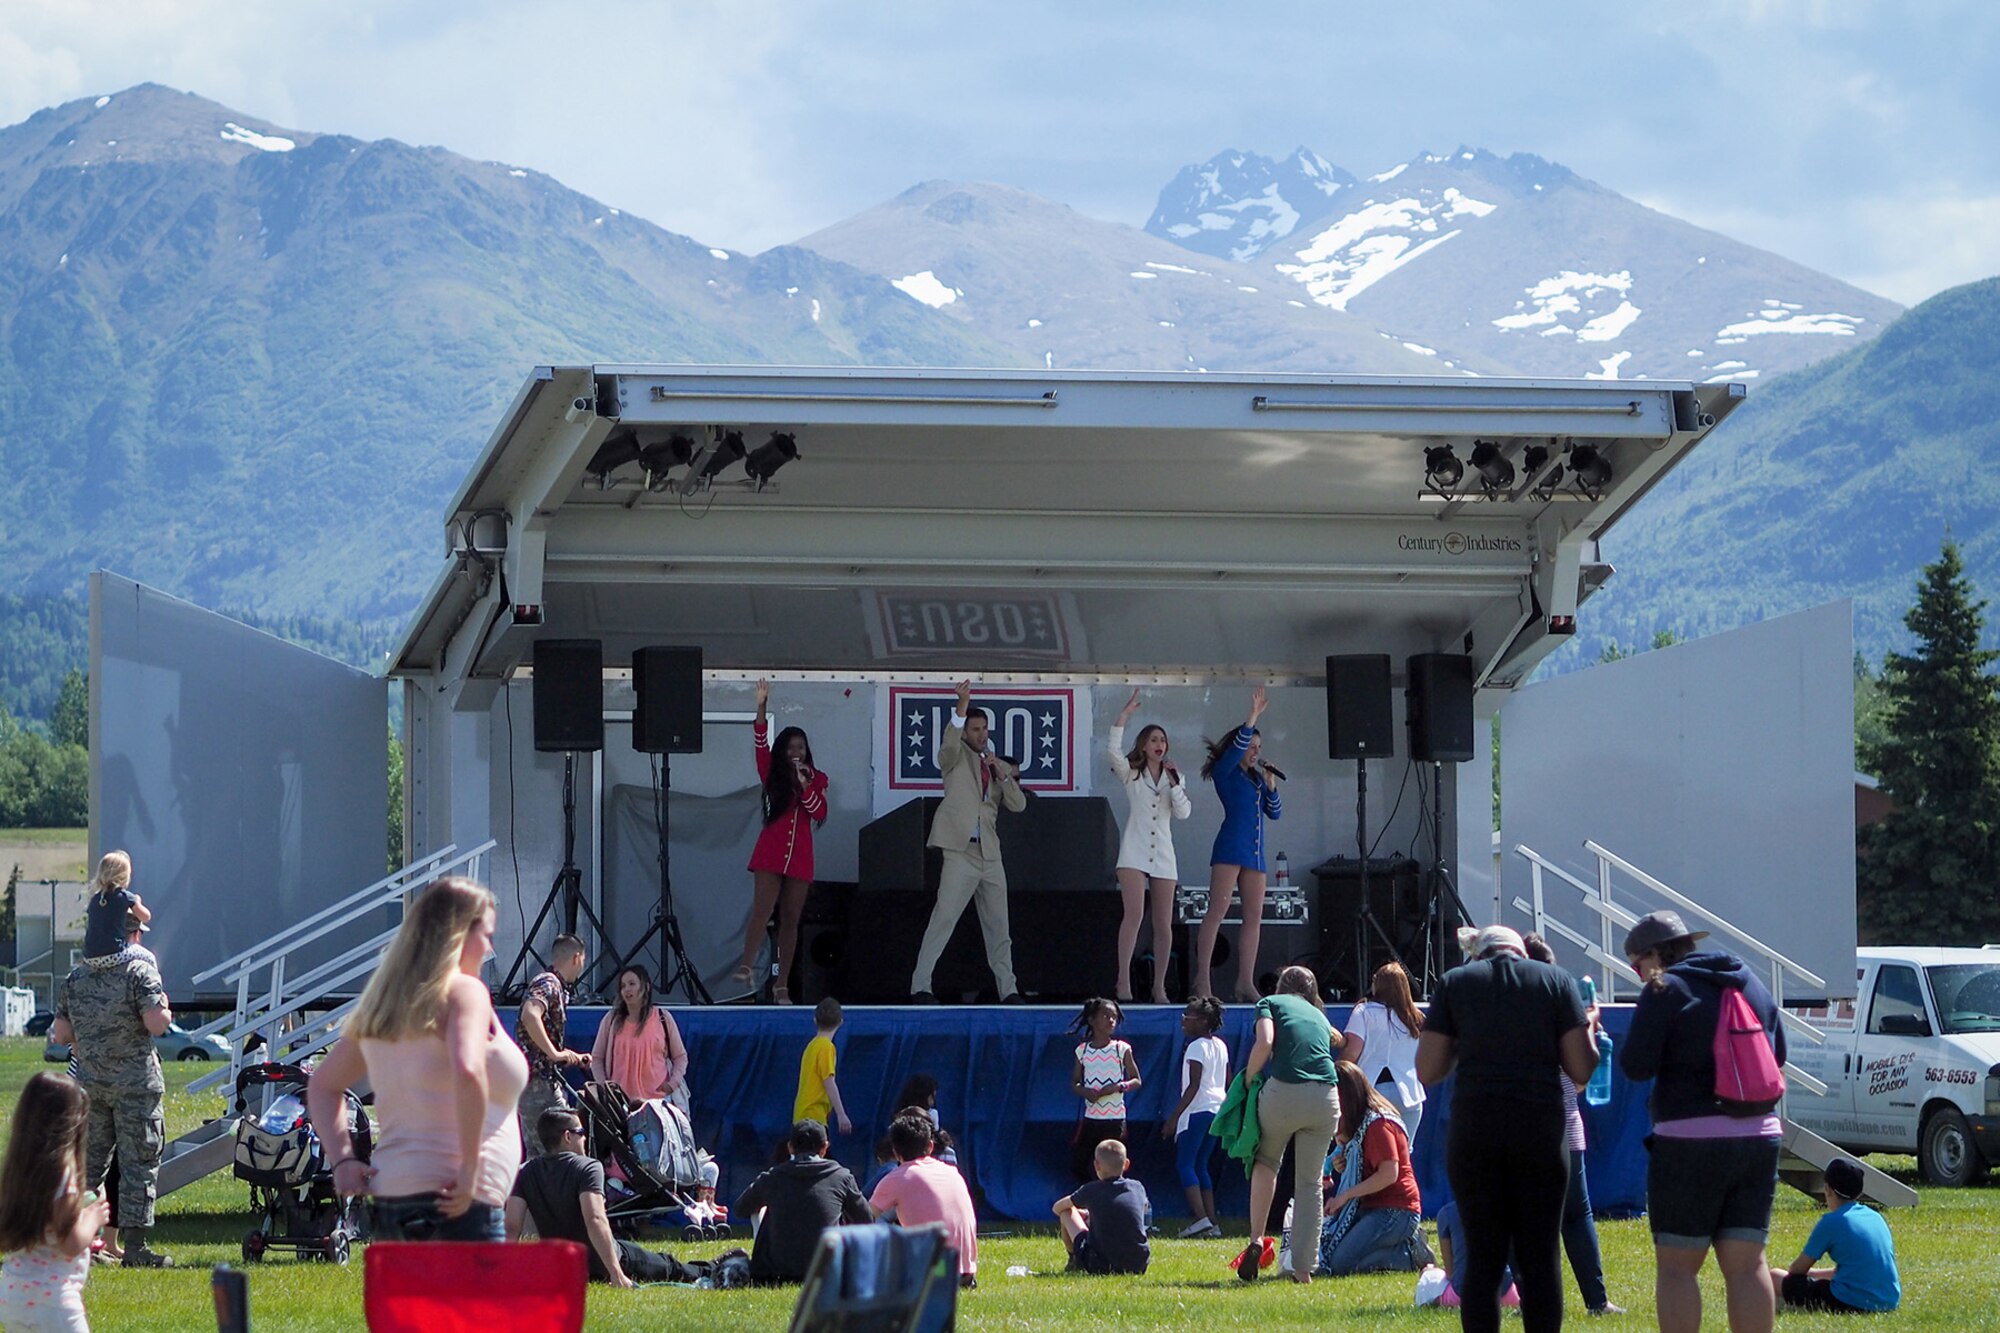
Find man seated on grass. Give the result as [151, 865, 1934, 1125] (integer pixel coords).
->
[506, 1109, 745, 1287]
[1770, 1157, 1901, 1315]
[870, 1108, 980, 1288]
[734, 1118, 872, 1284]
[1052, 1139, 1150, 1275]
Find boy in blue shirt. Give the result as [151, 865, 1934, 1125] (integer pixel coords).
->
[1771, 1157, 1900, 1314]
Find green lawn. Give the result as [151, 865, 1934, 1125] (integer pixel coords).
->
[1, 1038, 1990, 1330]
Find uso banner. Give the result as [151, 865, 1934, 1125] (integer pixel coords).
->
[873, 686, 1093, 816]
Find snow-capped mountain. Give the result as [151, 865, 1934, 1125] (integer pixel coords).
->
[797, 180, 1464, 376]
[1146, 146, 1903, 383]
[1143, 147, 1356, 263]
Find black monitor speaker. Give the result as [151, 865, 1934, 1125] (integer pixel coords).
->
[1406, 653, 1476, 763]
[632, 646, 704, 754]
[1326, 654, 1394, 760]
[532, 639, 604, 753]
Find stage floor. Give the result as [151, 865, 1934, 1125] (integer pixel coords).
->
[547, 1002, 1651, 1223]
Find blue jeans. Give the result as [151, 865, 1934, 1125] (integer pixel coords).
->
[1559, 1150, 1609, 1309]
[1176, 1112, 1218, 1190]
[1320, 1206, 1420, 1276]
[370, 1196, 506, 1242]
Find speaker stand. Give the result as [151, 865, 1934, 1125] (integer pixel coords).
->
[1347, 756, 1402, 1000]
[605, 753, 712, 1004]
[1418, 761, 1475, 997]
[500, 751, 614, 1001]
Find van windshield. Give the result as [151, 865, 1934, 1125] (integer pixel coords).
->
[1926, 964, 2000, 1033]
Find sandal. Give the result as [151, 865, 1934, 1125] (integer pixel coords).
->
[728, 964, 755, 987]
[770, 986, 792, 1006]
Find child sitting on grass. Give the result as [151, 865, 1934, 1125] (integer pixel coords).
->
[1770, 1157, 1900, 1314]
[870, 1111, 981, 1288]
[1053, 1139, 1151, 1276]
[0, 1073, 112, 1332]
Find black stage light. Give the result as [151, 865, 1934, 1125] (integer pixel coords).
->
[1470, 440, 1514, 489]
[744, 431, 800, 485]
[1568, 444, 1613, 491]
[1523, 443, 1563, 495]
[1423, 445, 1463, 490]
[698, 430, 747, 481]
[586, 435, 643, 476]
[641, 434, 696, 491]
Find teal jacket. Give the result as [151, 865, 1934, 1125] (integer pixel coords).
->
[1208, 1069, 1266, 1170]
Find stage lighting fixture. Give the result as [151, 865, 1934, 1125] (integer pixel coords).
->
[698, 430, 747, 482]
[1423, 445, 1463, 490]
[1470, 440, 1514, 490]
[744, 431, 800, 486]
[1522, 443, 1563, 496]
[585, 436, 643, 476]
[641, 434, 696, 491]
[1568, 444, 1613, 491]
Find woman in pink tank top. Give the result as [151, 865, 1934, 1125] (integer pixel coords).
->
[308, 877, 528, 1242]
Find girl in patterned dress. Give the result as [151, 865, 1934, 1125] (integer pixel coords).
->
[732, 678, 830, 1004]
[0, 1074, 109, 1332]
[1069, 998, 1142, 1182]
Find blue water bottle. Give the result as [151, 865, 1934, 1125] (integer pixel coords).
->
[1580, 975, 1615, 1106]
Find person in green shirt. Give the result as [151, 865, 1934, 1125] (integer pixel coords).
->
[1235, 964, 1342, 1284]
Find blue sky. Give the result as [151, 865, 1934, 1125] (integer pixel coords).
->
[3, 0, 1994, 305]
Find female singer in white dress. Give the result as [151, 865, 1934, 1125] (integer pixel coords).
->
[1108, 689, 1192, 1004]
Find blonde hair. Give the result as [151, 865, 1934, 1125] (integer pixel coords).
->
[347, 877, 496, 1041]
[92, 851, 132, 902]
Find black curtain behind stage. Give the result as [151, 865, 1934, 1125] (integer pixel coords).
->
[603, 782, 764, 1001]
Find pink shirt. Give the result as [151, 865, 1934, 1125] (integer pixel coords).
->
[869, 1156, 978, 1275]
[589, 1008, 688, 1103]
[361, 1029, 529, 1205]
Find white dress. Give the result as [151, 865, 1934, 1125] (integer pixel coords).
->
[1107, 724, 1193, 880]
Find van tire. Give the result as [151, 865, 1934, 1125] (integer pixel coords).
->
[1919, 1106, 1988, 1186]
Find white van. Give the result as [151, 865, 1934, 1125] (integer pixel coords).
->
[1784, 946, 2000, 1185]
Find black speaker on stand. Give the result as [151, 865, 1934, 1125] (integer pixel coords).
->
[1325, 655, 1399, 993]
[1406, 653, 1478, 995]
[607, 646, 711, 1003]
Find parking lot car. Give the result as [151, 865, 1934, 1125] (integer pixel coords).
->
[44, 1021, 232, 1064]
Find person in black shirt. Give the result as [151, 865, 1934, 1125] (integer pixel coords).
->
[734, 1119, 872, 1283]
[505, 1109, 742, 1287]
[1417, 925, 1597, 1333]
[1053, 1139, 1151, 1275]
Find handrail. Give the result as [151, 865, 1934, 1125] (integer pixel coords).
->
[192, 844, 461, 985]
[1583, 841, 1825, 988]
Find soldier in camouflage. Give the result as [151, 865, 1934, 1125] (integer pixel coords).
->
[52, 950, 176, 1267]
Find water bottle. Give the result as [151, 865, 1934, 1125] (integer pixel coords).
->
[1275, 852, 1290, 887]
[1579, 976, 1615, 1106]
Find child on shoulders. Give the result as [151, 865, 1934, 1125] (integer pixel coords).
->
[1770, 1157, 1900, 1314]
[1053, 1140, 1151, 1275]
[81, 851, 150, 963]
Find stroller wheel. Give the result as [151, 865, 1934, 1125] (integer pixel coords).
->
[712, 1223, 732, 1240]
[683, 1225, 702, 1242]
[327, 1233, 351, 1266]
[241, 1232, 266, 1263]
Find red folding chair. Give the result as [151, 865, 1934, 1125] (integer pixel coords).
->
[364, 1241, 588, 1333]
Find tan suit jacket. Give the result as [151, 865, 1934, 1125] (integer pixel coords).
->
[925, 716, 1027, 855]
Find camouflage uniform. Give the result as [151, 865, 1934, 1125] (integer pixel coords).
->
[57, 955, 168, 1229]
[517, 969, 573, 1158]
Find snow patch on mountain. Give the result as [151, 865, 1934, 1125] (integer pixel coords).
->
[893, 270, 961, 307]
[1585, 351, 1632, 380]
[1145, 147, 1359, 262]
[1494, 270, 1639, 345]
[1714, 308, 1863, 339]
[220, 122, 294, 153]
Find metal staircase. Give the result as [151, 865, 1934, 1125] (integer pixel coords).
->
[152, 840, 496, 1197]
[1511, 839, 1917, 1209]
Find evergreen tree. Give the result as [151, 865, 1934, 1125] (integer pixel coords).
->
[49, 669, 87, 749]
[1859, 539, 2000, 943]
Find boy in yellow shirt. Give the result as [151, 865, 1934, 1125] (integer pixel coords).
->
[795, 997, 853, 1134]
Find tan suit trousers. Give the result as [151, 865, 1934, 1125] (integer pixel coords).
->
[910, 845, 1018, 998]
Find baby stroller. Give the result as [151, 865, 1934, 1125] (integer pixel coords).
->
[574, 1082, 728, 1240]
[233, 1060, 371, 1265]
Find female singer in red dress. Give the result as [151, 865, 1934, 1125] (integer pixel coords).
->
[730, 679, 828, 1004]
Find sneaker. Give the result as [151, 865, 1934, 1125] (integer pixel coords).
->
[909, 991, 939, 1005]
[1588, 1303, 1628, 1316]
[1201, 1220, 1225, 1239]
[1177, 1219, 1213, 1239]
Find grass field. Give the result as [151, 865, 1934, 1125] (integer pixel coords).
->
[1, 1039, 1990, 1331]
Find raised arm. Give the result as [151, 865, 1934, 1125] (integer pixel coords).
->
[938, 681, 972, 773]
[1109, 689, 1139, 780]
[1246, 684, 1268, 730]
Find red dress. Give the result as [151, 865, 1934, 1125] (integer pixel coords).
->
[747, 720, 828, 879]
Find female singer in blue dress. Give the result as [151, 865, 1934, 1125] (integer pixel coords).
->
[1193, 686, 1283, 1002]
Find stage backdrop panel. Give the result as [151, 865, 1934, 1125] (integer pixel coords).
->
[89, 572, 387, 999]
[1500, 599, 1857, 998]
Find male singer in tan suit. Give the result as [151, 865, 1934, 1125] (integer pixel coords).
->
[910, 680, 1027, 1003]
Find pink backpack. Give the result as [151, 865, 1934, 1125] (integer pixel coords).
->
[1712, 987, 1785, 1115]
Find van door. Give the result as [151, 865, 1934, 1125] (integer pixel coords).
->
[1785, 966, 1862, 1138]
[1852, 961, 1930, 1149]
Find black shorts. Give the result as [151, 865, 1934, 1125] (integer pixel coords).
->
[1781, 1272, 1866, 1313]
[1645, 1135, 1780, 1249]
[1068, 1230, 1111, 1275]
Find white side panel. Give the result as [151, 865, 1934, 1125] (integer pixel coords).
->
[1500, 600, 1856, 996]
[89, 573, 387, 998]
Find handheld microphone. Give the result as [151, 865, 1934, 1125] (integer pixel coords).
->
[1260, 761, 1288, 781]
